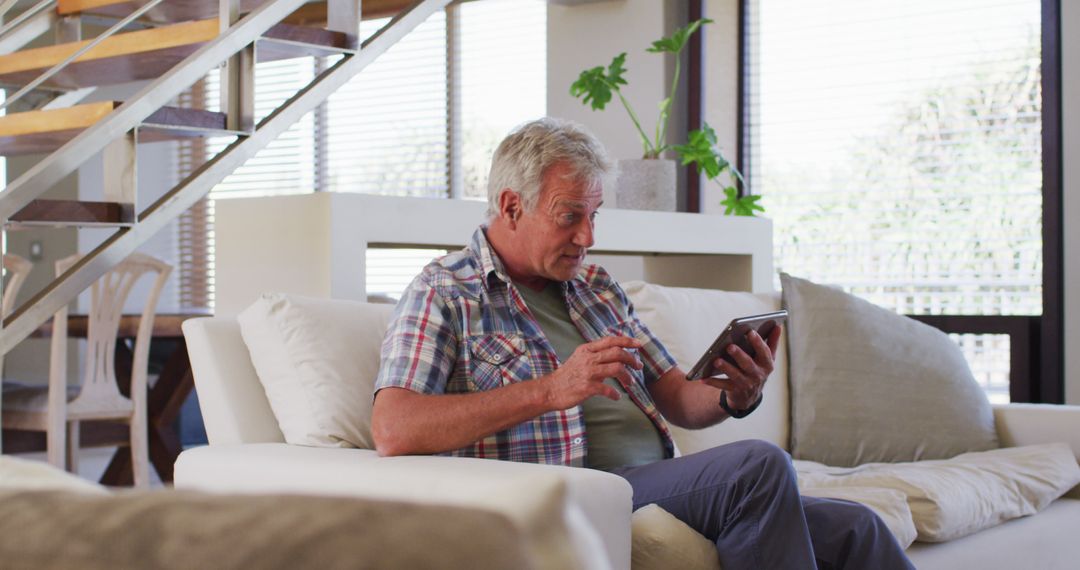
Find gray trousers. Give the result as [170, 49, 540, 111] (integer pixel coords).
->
[612, 440, 915, 570]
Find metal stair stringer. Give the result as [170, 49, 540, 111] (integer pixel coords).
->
[0, 0, 452, 356]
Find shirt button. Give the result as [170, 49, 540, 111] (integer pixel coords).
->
[572, 437, 583, 445]
[493, 354, 503, 362]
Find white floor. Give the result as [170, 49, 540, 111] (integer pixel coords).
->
[14, 446, 165, 489]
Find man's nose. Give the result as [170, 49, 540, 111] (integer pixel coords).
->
[573, 218, 595, 248]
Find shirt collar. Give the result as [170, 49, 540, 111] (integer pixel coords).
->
[469, 225, 588, 294]
[471, 226, 512, 288]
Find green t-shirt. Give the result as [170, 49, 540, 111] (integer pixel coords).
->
[516, 281, 666, 472]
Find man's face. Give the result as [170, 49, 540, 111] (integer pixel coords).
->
[513, 162, 603, 284]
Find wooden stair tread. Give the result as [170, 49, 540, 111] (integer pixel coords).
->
[9, 199, 128, 227]
[58, 0, 410, 25]
[0, 19, 353, 89]
[0, 102, 231, 156]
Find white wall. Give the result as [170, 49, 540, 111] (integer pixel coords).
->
[1064, 0, 1079, 404]
[547, 0, 674, 207]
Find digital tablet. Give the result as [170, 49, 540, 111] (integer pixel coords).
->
[684, 310, 787, 381]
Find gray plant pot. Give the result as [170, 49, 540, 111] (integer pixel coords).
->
[615, 158, 677, 211]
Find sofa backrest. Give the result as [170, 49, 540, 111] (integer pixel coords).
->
[186, 284, 793, 451]
[183, 317, 284, 444]
[623, 282, 790, 454]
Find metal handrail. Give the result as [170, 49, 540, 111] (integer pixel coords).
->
[0, 0, 451, 356]
[0, 0, 164, 112]
[0, 0, 54, 40]
[0, 0, 22, 26]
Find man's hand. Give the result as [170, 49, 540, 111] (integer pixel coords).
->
[543, 336, 643, 410]
[702, 325, 781, 410]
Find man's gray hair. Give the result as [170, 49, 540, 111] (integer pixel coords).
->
[486, 118, 613, 218]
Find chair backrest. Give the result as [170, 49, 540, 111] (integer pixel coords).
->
[52, 253, 172, 414]
[2, 253, 32, 317]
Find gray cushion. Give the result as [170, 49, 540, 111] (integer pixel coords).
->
[781, 273, 998, 467]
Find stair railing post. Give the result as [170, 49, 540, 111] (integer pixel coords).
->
[103, 131, 137, 224]
[328, 0, 361, 48]
[55, 14, 80, 43]
[220, 0, 254, 133]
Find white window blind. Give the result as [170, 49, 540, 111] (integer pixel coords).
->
[745, 0, 1042, 402]
[206, 58, 318, 199]
[326, 12, 449, 196]
[457, 0, 547, 198]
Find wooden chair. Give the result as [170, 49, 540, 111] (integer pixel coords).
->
[2, 253, 32, 317]
[1, 253, 172, 487]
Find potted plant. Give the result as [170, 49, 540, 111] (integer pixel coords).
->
[570, 18, 763, 215]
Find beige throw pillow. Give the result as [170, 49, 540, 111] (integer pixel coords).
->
[631, 504, 722, 570]
[238, 293, 394, 448]
[798, 485, 917, 549]
[795, 443, 1080, 542]
[781, 273, 998, 466]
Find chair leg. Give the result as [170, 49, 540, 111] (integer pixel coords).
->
[131, 420, 150, 488]
[66, 421, 80, 475]
[46, 419, 67, 472]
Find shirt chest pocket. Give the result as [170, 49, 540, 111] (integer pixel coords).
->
[466, 334, 533, 391]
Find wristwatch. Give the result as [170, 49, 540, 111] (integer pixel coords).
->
[720, 391, 763, 419]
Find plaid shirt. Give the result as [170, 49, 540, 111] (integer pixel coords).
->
[374, 227, 678, 466]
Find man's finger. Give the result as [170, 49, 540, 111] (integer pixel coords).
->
[701, 376, 738, 392]
[767, 325, 781, 356]
[725, 343, 760, 375]
[595, 347, 643, 369]
[587, 335, 643, 351]
[748, 330, 774, 369]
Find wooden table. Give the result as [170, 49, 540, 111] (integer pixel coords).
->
[5, 313, 208, 485]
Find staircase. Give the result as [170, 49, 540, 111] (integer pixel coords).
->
[0, 0, 450, 366]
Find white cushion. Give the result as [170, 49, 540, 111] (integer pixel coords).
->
[794, 443, 1080, 542]
[623, 281, 789, 453]
[0, 456, 108, 495]
[631, 504, 721, 570]
[781, 273, 999, 466]
[237, 294, 394, 448]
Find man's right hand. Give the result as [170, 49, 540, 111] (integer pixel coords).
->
[543, 336, 644, 410]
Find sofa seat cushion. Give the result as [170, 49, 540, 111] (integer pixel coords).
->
[237, 294, 394, 448]
[905, 498, 1080, 568]
[794, 443, 1080, 542]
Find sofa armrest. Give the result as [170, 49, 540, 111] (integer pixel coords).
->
[994, 403, 1080, 499]
[175, 444, 632, 570]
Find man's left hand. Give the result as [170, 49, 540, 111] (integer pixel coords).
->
[702, 326, 781, 411]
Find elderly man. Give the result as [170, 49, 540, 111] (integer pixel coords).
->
[372, 118, 913, 569]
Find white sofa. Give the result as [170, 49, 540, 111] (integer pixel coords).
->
[175, 284, 1080, 569]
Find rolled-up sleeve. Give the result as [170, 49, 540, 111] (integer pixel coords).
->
[374, 276, 459, 396]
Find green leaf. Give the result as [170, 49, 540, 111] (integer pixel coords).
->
[569, 53, 628, 111]
[673, 123, 730, 180]
[606, 52, 629, 87]
[719, 187, 765, 217]
[646, 18, 713, 54]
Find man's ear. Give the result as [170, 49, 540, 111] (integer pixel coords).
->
[498, 189, 522, 228]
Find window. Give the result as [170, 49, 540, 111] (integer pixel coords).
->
[745, 0, 1043, 402]
[177, 0, 547, 309]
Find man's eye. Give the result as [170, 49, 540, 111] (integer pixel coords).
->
[558, 213, 578, 226]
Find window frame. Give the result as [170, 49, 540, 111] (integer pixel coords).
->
[732, 0, 1065, 403]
